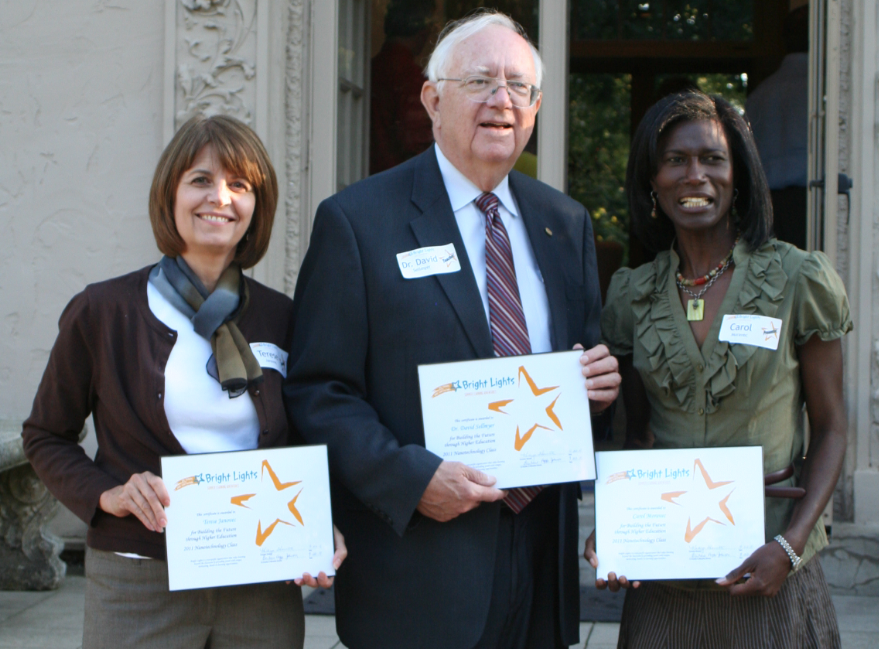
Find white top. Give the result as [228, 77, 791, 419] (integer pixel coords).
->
[434, 145, 552, 353]
[745, 53, 808, 190]
[147, 281, 260, 455]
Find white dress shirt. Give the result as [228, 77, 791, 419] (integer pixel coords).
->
[434, 145, 552, 353]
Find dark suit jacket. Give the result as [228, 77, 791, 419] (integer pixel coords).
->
[285, 147, 602, 648]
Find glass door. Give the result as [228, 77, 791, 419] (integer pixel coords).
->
[338, 0, 370, 191]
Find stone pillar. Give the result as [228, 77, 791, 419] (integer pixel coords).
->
[0, 421, 66, 590]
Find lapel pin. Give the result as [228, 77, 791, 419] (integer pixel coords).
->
[545, 227, 553, 236]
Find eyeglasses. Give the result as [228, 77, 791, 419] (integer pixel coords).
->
[437, 75, 541, 108]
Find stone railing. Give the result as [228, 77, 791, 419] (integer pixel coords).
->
[0, 420, 66, 590]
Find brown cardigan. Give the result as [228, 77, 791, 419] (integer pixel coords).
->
[22, 266, 298, 559]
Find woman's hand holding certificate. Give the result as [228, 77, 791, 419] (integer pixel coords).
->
[161, 446, 336, 591]
[99, 470, 171, 533]
[592, 447, 766, 582]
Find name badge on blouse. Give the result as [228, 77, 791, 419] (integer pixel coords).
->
[249, 343, 289, 378]
[718, 314, 783, 351]
[397, 244, 461, 279]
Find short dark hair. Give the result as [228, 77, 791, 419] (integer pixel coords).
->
[149, 114, 278, 269]
[626, 91, 773, 252]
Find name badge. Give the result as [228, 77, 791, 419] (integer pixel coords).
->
[718, 314, 783, 351]
[249, 342, 289, 377]
[397, 244, 461, 279]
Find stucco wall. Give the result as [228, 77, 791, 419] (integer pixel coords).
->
[0, 1, 166, 422]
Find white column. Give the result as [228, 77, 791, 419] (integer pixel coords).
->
[851, 0, 879, 525]
[305, 0, 339, 251]
[536, 0, 569, 193]
[251, 1, 292, 290]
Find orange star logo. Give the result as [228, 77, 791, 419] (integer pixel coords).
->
[661, 459, 736, 543]
[174, 475, 201, 490]
[488, 365, 563, 451]
[230, 460, 305, 547]
[432, 382, 457, 398]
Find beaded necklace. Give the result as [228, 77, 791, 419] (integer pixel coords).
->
[675, 236, 739, 322]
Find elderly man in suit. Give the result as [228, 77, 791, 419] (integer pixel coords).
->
[285, 10, 620, 649]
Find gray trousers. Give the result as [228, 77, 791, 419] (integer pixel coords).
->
[83, 547, 304, 649]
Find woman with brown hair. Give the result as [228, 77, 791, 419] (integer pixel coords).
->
[22, 114, 344, 648]
[586, 91, 849, 647]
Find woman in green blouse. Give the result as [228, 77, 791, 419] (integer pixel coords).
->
[585, 91, 850, 648]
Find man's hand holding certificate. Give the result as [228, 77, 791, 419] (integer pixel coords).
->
[418, 350, 597, 488]
[161, 446, 336, 591]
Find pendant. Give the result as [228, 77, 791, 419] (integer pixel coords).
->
[687, 299, 704, 321]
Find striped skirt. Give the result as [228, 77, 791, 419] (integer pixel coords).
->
[616, 557, 840, 649]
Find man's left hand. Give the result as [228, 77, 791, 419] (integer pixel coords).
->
[575, 344, 620, 413]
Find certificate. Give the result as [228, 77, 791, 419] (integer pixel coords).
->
[418, 350, 595, 488]
[594, 447, 766, 580]
[161, 446, 335, 591]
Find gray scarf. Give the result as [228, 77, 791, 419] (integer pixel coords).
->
[149, 256, 263, 398]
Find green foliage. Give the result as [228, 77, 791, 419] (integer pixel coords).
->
[687, 73, 748, 111]
[574, 0, 754, 42]
[574, 0, 619, 40]
[568, 74, 632, 251]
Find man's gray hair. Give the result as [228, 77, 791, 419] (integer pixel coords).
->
[424, 10, 544, 90]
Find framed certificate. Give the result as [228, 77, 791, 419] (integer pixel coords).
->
[594, 447, 766, 581]
[418, 350, 595, 489]
[161, 445, 335, 591]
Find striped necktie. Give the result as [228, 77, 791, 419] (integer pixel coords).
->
[476, 192, 544, 513]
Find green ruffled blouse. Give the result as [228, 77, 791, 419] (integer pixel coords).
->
[601, 239, 852, 578]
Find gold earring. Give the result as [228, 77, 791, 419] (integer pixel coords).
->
[650, 191, 658, 219]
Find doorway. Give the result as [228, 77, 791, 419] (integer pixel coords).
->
[566, 0, 801, 279]
[335, 0, 816, 282]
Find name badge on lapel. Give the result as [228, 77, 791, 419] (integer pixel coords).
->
[249, 342, 289, 377]
[396, 244, 462, 279]
[718, 314, 783, 351]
